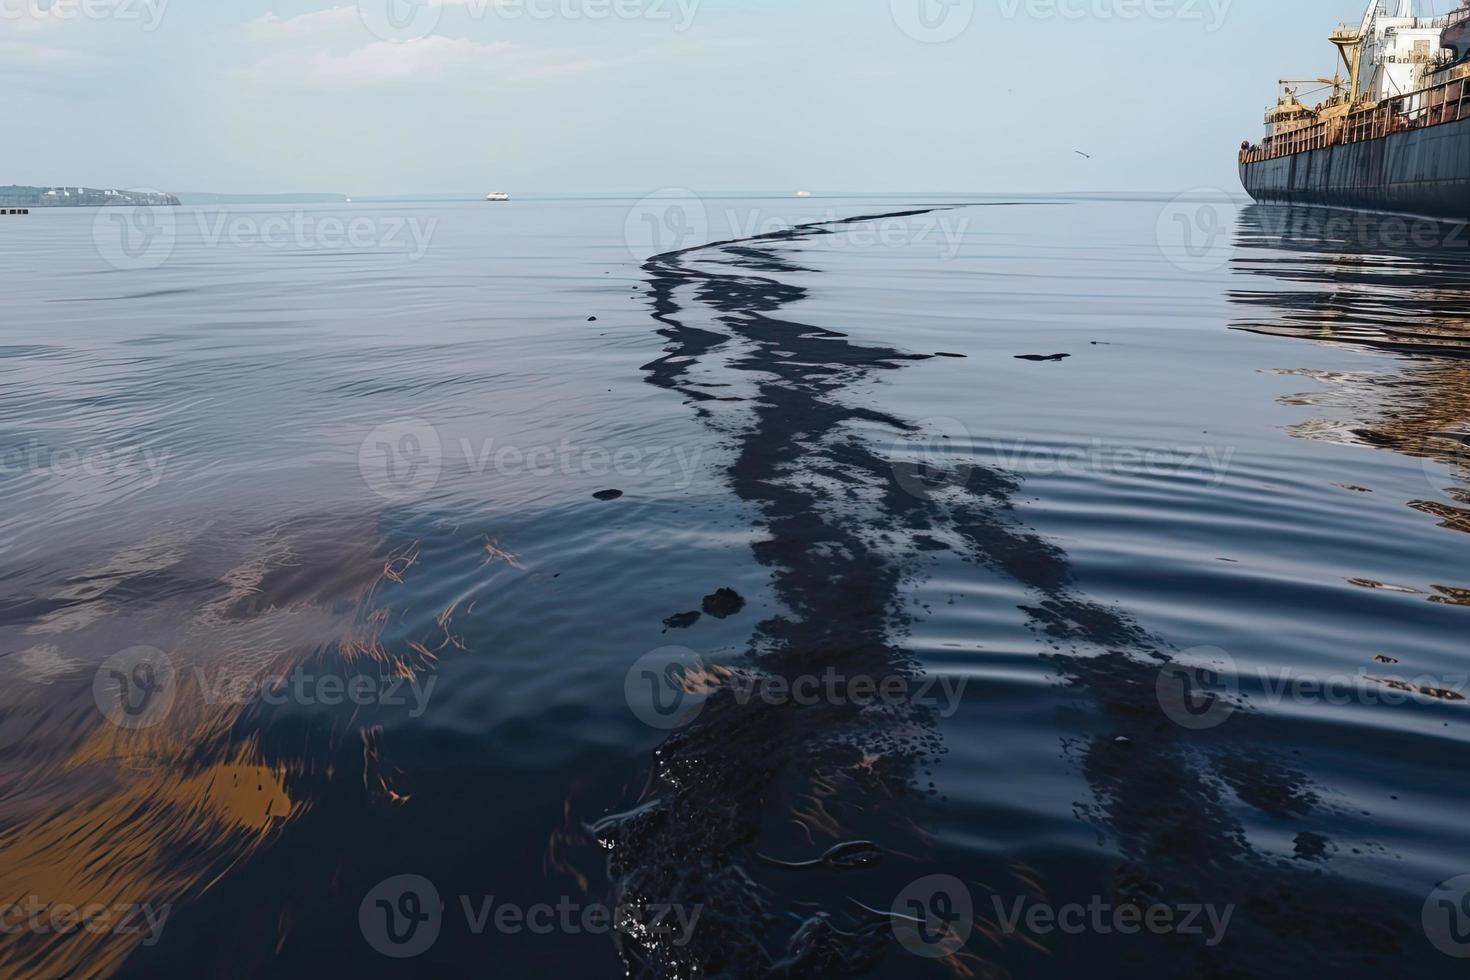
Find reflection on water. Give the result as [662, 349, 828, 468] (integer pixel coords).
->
[1231, 204, 1470, 565]
[1231, 205, 1470, 356]
[1232, 205, 1470, 458]
[0, 507, 519, 978]
[0, 516, 380, 978]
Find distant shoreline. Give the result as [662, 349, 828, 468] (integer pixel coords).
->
[1, 186, 180, 207]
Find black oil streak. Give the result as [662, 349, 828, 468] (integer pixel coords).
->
[583, 209, 1403, 978]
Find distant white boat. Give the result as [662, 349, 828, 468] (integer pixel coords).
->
[486, 192, 510, 202]
[795, 191, 813, 198]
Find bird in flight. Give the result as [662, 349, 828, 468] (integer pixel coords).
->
[1074, 150, 1092, 159]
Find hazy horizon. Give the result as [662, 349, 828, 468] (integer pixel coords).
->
[3, 1, 1389, 196]
[94, 188, 1257, 198]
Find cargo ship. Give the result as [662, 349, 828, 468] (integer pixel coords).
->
[1239, 0, 1470, 219]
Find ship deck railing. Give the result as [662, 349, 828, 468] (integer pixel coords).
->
[1240, 72, 1470, 164]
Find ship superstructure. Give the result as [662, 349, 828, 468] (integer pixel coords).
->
[1239, 0, 1470, 219]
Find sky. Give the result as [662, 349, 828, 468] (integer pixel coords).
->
[0, 0, 1452, 194]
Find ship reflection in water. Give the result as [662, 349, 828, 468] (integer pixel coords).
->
[1230, 204, 1470, 530]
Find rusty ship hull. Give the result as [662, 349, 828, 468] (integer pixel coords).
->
[1240, 113, 1470, 220]
[1239, 2, 1470, 221]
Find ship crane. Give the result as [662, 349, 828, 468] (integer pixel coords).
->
[1329, 1, 1454, 107]
[1277, 76, 1348, 105]
[1239, 0, 1470, 220]
[1327, 2, 1382, 107]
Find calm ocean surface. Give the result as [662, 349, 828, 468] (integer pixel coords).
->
[1, 194, 1468, 978]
